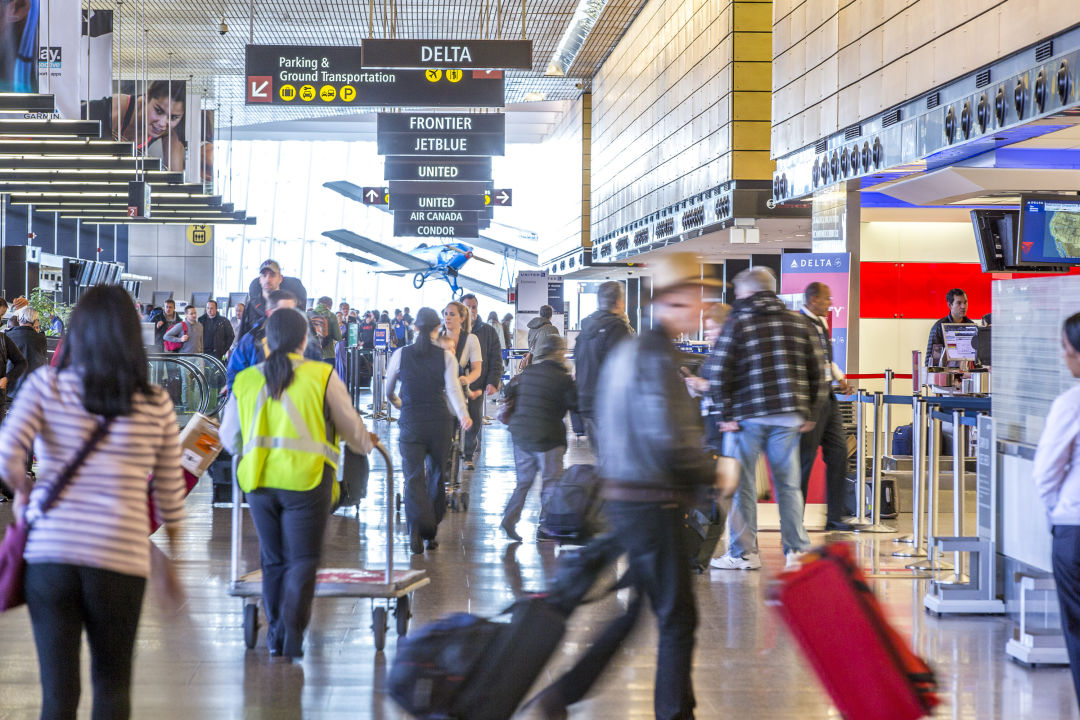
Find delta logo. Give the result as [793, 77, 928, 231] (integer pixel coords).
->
[1021, 241, 1034, 255]
[788, 257, 843, 269]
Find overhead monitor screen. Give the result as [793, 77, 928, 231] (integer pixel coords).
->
[1018, 195, 1080, 265]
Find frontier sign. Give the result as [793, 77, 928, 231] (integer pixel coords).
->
[362, 39, 532, 69]
[376, 113, 506, 156]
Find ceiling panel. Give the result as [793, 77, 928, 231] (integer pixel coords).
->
[88, 0, 649, 125]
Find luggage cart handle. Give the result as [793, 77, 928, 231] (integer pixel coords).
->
[374, 442, 395, 584]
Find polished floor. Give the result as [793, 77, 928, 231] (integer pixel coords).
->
[0, 402, 1078, 719]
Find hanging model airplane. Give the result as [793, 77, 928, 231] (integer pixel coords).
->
[323, 229, 509, 301]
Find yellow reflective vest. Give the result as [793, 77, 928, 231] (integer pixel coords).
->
[233, 355, 339, 502]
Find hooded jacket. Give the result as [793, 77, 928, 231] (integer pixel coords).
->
[527, 316, 559, 355]
[506, 359, 577, 452]
[238, 275, 308, 341]
[707, 291, 825, 423]
[573, 310, 631, 418]
[595, 328, 714, 501]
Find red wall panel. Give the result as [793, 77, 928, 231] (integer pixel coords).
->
[859, 262, 993, 319]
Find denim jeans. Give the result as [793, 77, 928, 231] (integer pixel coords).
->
[503, 443, 564, 527]
[551, 502, 697, 720]
[1052, 525, 1080, 707]
[724, 421, 810, 556]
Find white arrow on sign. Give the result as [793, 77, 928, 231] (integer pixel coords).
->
[250, 80, 269, 98]
[366, 189, 379, 202]
[497, 191, 509, 203]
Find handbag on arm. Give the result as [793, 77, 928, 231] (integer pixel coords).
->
[0, 417, 114, 612]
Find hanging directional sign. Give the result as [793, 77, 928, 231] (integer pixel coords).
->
[398, 209, 483, 224]
[384, 156, 493, 182]
[394, 211, 479, 238]
[376, 113, 506, 156]
[390, 193, 489, 212]
[389, 180, 493, 196]
[362, 39, 533, 70]
[244, 45, 505, 107]
[489, 188, 513, 206]
[361, 186, 389, 205]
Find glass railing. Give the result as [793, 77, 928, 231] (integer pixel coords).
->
[146, 353, 228, 424]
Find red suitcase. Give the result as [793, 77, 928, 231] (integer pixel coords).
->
[771, 542, 939, 720]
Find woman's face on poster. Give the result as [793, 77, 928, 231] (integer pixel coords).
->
[146, 95, 184, 139]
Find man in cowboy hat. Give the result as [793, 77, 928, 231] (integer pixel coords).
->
[529, 252, 733, 720]
[708, 266, 826, 572]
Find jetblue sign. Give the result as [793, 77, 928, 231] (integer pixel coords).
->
[376, 113, 506, 157]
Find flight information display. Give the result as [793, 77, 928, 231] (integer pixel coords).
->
[1018, 195, 1080, 265]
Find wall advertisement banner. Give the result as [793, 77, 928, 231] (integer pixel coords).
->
[80, 10, 112, 106]
[780, 252, 851, 373]
[86, 79, 188, 172]
[38, 0, 81, 117]
[0, 0, 39, 93]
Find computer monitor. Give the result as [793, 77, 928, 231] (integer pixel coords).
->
[976, 326, 991, 365]
[1017, 195, 1080, 266]
[942, 323, 978, 362]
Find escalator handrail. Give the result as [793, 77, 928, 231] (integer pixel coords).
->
[147, 355, 213, 418]
[147, 352, 228, 417]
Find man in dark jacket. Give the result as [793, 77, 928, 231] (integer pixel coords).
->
[531, 252, 729, 720]
[237, 259, 308, 341]
[708, 266, 825, 572]
[199, 300, 235, 361]
[0, 311, 28, 418]
[573, 281, 630, 448]
[526, 305, 559, 354]
[152, 298, 182, 350]
[461, 294, 505, 466]
[501, 333, 576, 541]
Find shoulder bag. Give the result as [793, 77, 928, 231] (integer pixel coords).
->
[0, 417, 114, 612]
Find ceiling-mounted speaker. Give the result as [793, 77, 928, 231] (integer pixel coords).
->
[872, 138, 884, 168]
[849, 147, 859, 174]
[1057, 60, 1071, 100]
[830, 151, 839, 179]
[944, 107, 957, 143]
[1035, 70, 1048, 112]
[1013, 79, 1026, 118]
[861, 142, 871, 172]
[960, 102, 973, 139]
[994, 88, 1006, 126]
[977, 94, 990, 132]
[840, 147, 850, 176]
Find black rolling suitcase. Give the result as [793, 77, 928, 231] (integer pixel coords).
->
[389, 597, 566, 720]
[209, 450, 233, 504]
[684, 499, 726, 573]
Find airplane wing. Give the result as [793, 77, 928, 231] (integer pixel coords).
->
[323, 180, 370, 204]
[335, 251, 378, 265]
[322, 229, 430, 271]
[325, 179, 538, 266]
[457, 274, 509, 302]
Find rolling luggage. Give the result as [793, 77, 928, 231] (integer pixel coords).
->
[771, 542, 939, 720]
[892, 424, 913, 455]
[538, 464, 603, 542]
[684, 499, 726, 573]
[389, 597, 566, 720]
[845, 476, 898, 519]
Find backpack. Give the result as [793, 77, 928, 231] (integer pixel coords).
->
[310, 312, 328, 339]
[163, 322, 187, 352]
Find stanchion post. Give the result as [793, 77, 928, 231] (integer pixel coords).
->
[883, 368, 894, 446]
[856, 391, 896, 532]
[894, 394, 927, 556]
[853, 390, 867, 525]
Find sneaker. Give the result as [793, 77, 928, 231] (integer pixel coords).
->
[463, 460, 476, 471]
[710, 554, 762, 571]
[501, 518, 523, 542]
[410, 529, 425, 555]
[784, 550, 807, 569]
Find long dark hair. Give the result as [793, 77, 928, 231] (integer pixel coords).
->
[56, 285, 153, 418]
[413, 307, 441, 352]
[264, 308, 309, 399]
[1065, 312, 1080, 354]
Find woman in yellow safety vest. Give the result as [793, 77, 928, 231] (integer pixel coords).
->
[220, 308, 376, 659]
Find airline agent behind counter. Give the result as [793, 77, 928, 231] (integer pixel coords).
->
[220, 308, 377, 659]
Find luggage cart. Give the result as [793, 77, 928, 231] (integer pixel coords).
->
[228, 443, 430, 652]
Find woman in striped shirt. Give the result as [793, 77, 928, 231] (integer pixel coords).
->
[0, 285, 186, 720]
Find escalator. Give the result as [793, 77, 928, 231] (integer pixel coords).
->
[146, 353, 228, 424]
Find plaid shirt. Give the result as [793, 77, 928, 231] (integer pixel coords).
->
[707, 292, 826, 423]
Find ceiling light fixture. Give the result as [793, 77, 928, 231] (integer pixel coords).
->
[546, 0, 610, 77]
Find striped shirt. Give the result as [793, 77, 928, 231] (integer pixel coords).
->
[0, 368, 186, 578]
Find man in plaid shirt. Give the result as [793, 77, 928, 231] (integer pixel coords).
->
[707, 267, 826, 571]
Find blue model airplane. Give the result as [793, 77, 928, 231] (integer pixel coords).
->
[322, 229, 505, 300]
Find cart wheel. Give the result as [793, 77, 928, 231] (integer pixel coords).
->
[460, 492, 469, 511]
[372, 606, 388, 651]
[395, 595, 411, 637]
[243, 603, 259, 650]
